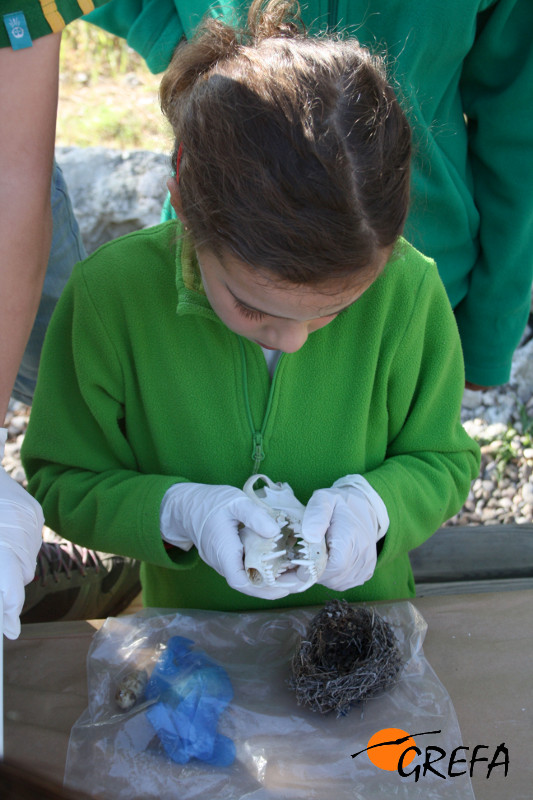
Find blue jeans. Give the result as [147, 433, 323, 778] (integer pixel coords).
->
[12, 161, 86, 405]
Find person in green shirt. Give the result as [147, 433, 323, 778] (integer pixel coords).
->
[87, 0, 533, 389]
[0, 0, 142, 639]
[21, 0, 479, 615]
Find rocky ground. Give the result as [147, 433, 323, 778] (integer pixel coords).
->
[448, 329, 533, 527]
[4, 325, 533, 529]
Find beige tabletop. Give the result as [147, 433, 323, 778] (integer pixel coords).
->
[4, 590, 532, 800]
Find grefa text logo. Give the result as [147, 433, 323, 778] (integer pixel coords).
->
[351, 727, 509, 782]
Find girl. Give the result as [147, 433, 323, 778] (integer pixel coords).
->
[21, 0, 479, 614]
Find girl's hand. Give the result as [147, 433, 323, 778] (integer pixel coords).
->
[160, 482, 294, 599]
[301, 475, 389, 592]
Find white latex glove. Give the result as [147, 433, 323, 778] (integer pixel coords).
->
[301, 475, 389, 592]
[160, 481, 298, 600]
[0, 428, 44, 639]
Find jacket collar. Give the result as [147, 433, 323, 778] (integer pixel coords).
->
[174, 227, 218, 320]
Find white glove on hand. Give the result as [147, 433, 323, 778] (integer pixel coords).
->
[301, 475, 389, 592]
[160, 481, 296, 600]
[0, 428, 44, 639]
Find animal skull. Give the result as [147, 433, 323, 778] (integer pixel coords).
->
[239, 474, 327, 592]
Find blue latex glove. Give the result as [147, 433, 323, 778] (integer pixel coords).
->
[145, 636, 235, 766]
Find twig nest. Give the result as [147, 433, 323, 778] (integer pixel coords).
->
[289, 600, 403, 716]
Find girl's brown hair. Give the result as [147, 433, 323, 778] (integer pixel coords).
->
[160, 0, 411, 285]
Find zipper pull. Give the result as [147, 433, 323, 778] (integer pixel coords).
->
[252, 432, 265, 472]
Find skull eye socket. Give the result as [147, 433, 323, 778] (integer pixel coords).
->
[247, 567, 263, 584]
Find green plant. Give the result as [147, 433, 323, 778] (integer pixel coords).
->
[60, 19, 144, 82]
[518, 403, 533, 437]
[57, 19, 169, 152]
[494, 439, 519, 478]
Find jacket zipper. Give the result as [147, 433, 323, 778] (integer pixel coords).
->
[238, 338, 282, 474]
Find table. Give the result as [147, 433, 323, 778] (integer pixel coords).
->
[4, 591, 532, 799]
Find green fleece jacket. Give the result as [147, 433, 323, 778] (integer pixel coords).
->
[22, 223, 480, 611]
[87, 0, 533, 387]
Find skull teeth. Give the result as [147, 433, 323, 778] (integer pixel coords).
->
[240, 474, 328, 589]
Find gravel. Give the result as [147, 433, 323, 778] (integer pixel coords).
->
[3, 332, 533, 529]
[450, 333, 533, 527]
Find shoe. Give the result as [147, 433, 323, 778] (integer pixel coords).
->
[21, 534, 141, 623]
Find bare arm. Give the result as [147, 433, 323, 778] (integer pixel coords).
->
[0, 32, 61, 421]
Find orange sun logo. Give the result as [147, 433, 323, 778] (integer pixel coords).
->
[365, 727, 417, 771]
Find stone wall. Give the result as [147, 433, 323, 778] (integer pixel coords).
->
[56, 146, 170, 255]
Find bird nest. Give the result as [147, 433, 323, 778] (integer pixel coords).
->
[289, 600, 403, 716]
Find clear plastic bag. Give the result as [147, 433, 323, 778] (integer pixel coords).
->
[64, 602, 475, 800]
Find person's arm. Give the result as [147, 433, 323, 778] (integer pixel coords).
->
[455, 0, 533, 388]
[84, 0, 249, 73]
[0, 32, 60, 420]
[84, 0, 188, 73]
[303, 258, 481, 590]
[19, 255, 288, 600]
[363, 264, 480, 565]
[21, 254, 180, 568]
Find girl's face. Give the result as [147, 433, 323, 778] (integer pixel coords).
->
[196, 246, 385, 353]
